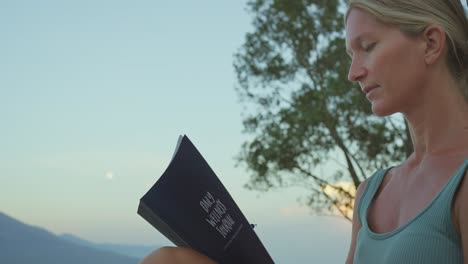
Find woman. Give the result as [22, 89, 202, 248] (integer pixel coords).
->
[141, 0, 468, 263]
[345, 0, 468, 263]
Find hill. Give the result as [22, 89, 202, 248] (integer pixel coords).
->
[0, 212, 139, 264]
[60, 233, 157, 258]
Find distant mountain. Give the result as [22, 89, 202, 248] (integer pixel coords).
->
[59, 233, 158, 258]
[0, 212, 139, 264]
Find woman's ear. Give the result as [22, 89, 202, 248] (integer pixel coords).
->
[422, 24, 446, 65]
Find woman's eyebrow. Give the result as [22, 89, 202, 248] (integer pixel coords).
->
[346, 32, 375, 56]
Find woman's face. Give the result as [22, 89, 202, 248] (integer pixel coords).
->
[345, 8, 429, 116]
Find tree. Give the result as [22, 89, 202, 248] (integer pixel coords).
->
[234, 0, 411, 221]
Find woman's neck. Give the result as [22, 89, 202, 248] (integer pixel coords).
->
[403, 76, 468, 164]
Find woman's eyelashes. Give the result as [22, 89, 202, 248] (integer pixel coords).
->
[363, 42, 376, 52]
[346, 41, 376, 59]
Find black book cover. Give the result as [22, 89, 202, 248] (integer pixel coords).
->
[137, 135, 275, 264]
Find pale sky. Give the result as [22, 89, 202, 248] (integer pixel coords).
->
[0, 1, 352, 262]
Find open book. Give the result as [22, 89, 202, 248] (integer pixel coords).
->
[137, 135, 274, 264]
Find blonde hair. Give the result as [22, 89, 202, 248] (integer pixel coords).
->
[345, 0, 468, 101]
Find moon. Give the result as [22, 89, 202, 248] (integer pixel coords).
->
[105, 171, 114, 180]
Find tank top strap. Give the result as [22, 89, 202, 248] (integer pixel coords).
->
[410, 158, 468, 243]
[430, 158, 468, 213]
[442, 159, 468, 196]
[357, 167, 391, 226]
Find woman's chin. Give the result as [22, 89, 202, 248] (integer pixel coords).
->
[371, 102, 396, 117]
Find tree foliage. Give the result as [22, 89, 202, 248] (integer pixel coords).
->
[234, 0, 411, 220]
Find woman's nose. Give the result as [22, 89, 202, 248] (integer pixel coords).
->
[348, 60, 366, 82]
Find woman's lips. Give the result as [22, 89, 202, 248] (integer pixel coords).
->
[363, 85, 379, 94]
[362, 85, 380, 100]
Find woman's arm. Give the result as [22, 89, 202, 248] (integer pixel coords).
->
[345, 178, 369, 264]
[140, 246, 217, 264]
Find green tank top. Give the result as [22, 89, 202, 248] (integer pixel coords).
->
[354, 159, 468, 264]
